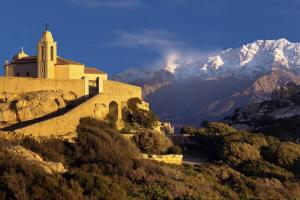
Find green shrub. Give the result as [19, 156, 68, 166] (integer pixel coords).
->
[22, 137, 66, 163]
[270, 142, 300, 173]
[180, 126, 197, 135]
[133, 130, 172, 154]
[0, 151, 80, 200]
[123, 98, 159, 129]
[127, 97, 142, 110]
[64, 171, 128, 200]
[105, 112, 118, 129]
[166, 145, 182, 155]
[76, 117, 140, 176]
[238, 160, 294, 181]
[203, 122, 236, 136]
[223, 142, 261, 165]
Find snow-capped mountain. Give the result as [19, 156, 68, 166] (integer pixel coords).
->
[117, 38, 300, 82]
[114, 39, 300, 126]
[174, 38, 300, 79]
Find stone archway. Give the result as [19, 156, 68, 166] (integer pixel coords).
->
[108, 101, 119, 121]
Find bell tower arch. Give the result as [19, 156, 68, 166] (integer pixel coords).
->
[37, 25, 57, 78]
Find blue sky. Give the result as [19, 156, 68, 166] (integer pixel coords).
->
[1, 0, 300, 75]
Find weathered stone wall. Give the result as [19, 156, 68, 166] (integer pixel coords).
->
[13, 94, 101, 138]
[11, 80, 142, 138]
[103, 80, 142, 98]
[0, 77, 85, 97]
[141, 154, 183, 165]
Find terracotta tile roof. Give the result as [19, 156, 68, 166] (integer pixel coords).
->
[55, 57, 83, 65]
[11, 56, 37, 64]
[84, 67, 106, 75]
[10, 56, 84, 66]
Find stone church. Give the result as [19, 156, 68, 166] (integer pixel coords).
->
[4, 28, 107, 82]
[0, 28, 146, 138]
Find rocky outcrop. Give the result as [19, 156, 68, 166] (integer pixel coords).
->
[0, 90, 77, 126]
[5, 145, 66, 174]
[136, 100, 150, 111]
[244, 69, 300, 102]
[226, 84, 300, 141]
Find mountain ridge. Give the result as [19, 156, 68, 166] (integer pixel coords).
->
[116, 38, 300, 82]
[114, 39, 300, 126]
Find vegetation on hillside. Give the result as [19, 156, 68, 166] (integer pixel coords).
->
[122, 97, 159, 130]
[0, 118, 298, 199]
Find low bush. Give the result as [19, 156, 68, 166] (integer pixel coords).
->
[238, 160, 294, 181]
[75, 117, 140, 176]
[201, 122, 236, 136]
[223, 142, 261, 165]
[123, 98, 159, 129]
[270, 142, 300, 173]
[132, 130, 172, 154]
[180, 126, 197, 135]
[166, 145, 182, 155]
[22, 137, 66, 163]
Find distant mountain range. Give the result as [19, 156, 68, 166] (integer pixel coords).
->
[114, 39, 300, 127]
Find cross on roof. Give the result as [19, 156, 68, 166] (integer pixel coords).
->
[45, 23, 48, 31]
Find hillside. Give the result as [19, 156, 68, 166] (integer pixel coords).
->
[226, 83, 300, 142]
[0, 101, 299, 199]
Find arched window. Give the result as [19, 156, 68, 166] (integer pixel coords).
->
[16, 72, 20, 77]
[26, 72, 30, 77]
[51, 46, 54, 61]
[41, 46, 45, 61]
[108, 101, 118, 122]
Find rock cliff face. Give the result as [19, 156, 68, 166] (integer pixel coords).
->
[0, 90, 77, 126]
[225, 83, 300, 141]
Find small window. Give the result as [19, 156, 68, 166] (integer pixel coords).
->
[16, 73, 20, 77]
[26, 72, 30, 77]
[51, 46, 54, 61]
[41, 46, 45, 61]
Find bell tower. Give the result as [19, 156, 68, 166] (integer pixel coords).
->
[37, 25, 57, 78]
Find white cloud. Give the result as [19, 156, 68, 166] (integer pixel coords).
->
[112, 29, 185, 52]
[69, 0, 140, 8]
[112, 29, 217, 69]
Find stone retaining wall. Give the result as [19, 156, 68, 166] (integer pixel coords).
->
[142, 154, 183, 165]
[0, 77, 85, 97]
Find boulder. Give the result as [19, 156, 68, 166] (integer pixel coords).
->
[16, 100, 29, 109]
[17, 106, 35, 122]
[136, 101, 150, 111]
[40, 100, 58, 114]
[5, 145, 66, 174]
[5, 93, 21, 103]
[160, 122, 175, 134]
[55, 97, 66, 108]
[0, 90, 78, 123]
[62, 92, 77, 102]
[94, 103, 108, 119]
[0, 103, 17, 122]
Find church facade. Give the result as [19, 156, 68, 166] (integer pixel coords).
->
[4, 29, 107, 82]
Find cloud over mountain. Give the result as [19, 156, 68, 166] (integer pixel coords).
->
[114, 38, 300, 126]
[112, 29, 184, 51]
